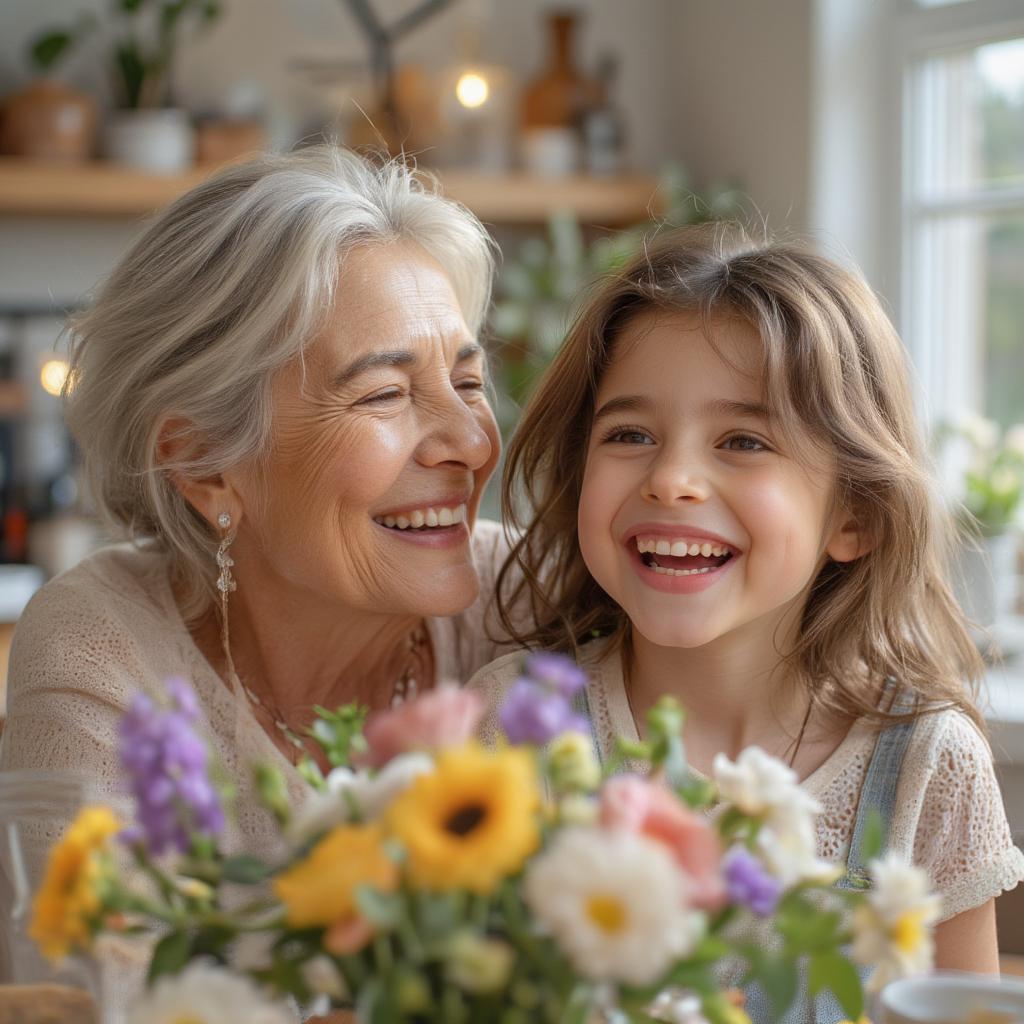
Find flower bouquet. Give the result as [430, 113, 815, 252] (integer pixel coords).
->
[30, 658, 940, 1024]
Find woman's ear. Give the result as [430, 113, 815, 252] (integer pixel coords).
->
[156, 416, 242, 531]
[825, 510, 873, 564]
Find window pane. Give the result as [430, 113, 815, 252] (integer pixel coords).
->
[985, 212, 1024, 428]
[913, 36, 1024, 196]
[911, 212, 1024, 429]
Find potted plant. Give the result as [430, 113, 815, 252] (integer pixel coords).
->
[30, 0, 221, 173]
[938, 415, 1024, 630]
[0, 14, 97, 162]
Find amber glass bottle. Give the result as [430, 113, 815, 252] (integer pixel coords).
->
[519, 11, 602, 174]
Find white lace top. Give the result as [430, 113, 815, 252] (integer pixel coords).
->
[469, 638, 1024, 922]
[0, 519, 516, 1003]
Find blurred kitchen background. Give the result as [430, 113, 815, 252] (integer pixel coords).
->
[1, 0, 1024, 954]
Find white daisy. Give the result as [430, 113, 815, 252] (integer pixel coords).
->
[287, 751, 433, 844]
[523, 826, 703, 986]
[756, 811, 840, 888]
[851, 854, 942, 994]
[127, 961, 297, 1024]
[712, 746, 821, 824]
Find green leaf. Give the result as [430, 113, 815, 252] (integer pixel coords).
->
[115, 42, 147, 109]
[660, 961, 716, 995]
[30, 31, 74, 71]
[781, 909, 843, 953]
[859, 807, 885, 863]
[188, 924, 234, 960]
[690, 935, 730, 963]
[811, 950, 860, 1024]
[221, 854, 271, 884]
[354, 884, 402, 929]
[147, 929, 190, 984]
[808, 950, 864, 1021]
[753, 956, 799, 1019]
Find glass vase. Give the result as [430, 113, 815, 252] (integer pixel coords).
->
[0, 769, 104, 1023]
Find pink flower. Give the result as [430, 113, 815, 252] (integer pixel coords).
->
[600, 774, 726, 910]
[359, 686, 485, 768]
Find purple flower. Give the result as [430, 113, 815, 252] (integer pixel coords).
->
[118, 678, 224, 855]
[723, 845, 783, 916]
[498, 677, 589, 746]
[522, 652, 588, 698]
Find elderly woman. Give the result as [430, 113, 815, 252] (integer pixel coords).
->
[0, 147, 518, 909]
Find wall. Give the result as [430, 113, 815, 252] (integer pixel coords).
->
[668, 0, 814, 236]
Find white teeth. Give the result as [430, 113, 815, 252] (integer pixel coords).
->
[634, 535, 734, 557]
[651, 564, 715, 576]
[374, 503, 467, 531]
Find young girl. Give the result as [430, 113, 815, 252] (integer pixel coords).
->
[470, 224, 1024, 993]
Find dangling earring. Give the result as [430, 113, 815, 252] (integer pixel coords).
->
[215, 512, 240, 689]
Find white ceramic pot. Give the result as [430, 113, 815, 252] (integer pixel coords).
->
[880, 971, 1024, 1023]
[105, 108, 194, 173]
[954, 530, 1021, 628]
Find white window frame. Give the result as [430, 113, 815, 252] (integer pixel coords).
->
[894, 0, 1024, 430]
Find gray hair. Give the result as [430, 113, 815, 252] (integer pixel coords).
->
[64, 146, 497, 620]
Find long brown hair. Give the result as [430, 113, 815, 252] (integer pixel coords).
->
[496, 223, 984, 729]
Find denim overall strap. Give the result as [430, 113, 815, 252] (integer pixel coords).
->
[836, 690, 918, 893]
[571, 684, 603, 767]
[743, 691, 918, 1024]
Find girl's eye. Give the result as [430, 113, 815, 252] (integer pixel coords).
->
[721, 434, 768, 452]
[604, 427, 655, 446]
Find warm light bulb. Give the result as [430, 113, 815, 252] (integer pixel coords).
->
[40, 358, 69, 397]
[456, 71, 490, 109]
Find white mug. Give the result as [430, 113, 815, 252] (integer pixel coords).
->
[880, 971, 1024, 1023]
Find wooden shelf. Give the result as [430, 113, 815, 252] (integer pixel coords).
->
[0, 158, 661, 226]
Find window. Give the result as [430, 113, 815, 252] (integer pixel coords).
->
[902, 7, 1024, 432]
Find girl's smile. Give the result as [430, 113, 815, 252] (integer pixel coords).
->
[623, 523, 740, 593]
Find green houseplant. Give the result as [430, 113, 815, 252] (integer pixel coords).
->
[937, 415, 1024, 631]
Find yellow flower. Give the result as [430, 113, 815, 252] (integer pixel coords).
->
[273, 823, 397, 929]
[386, 743, 540, 893]
[30, 806, 119, 961]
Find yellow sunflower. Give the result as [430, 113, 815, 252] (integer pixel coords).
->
[30, 805, 120, 961]
[385, 743, 540, 893]
[274, 823, 398, 929]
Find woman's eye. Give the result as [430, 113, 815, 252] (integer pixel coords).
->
[455, 378, 485, 393]
[721, 434, 767, 452]
[358, 388, 404, 405]
[605, 428, 654, 445]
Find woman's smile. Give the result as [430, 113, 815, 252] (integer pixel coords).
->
[372, 497, 471, 548]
